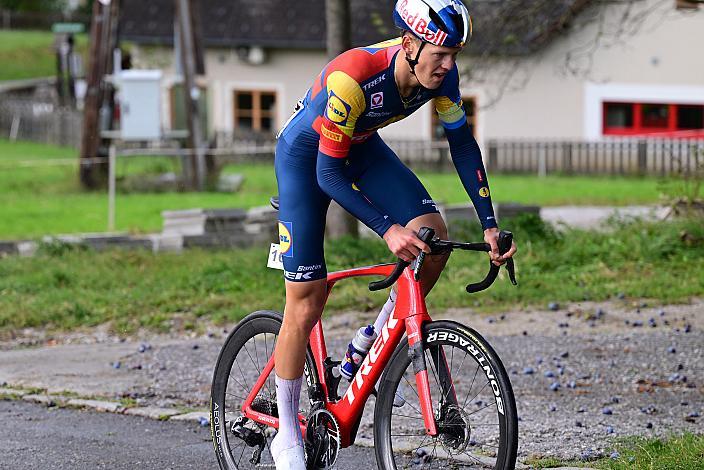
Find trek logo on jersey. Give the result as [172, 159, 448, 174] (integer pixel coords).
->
[479, 187, 490, 198]
[370, 92, 384, 109]
[278, 221, 293, 257]
[326, 90, 351, 126]
[321, 126, 343, 142]
[362, 74, 386, 91]
[397, 0, 449, 46]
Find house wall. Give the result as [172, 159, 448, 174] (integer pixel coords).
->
[129, 0, 704, 143]
[468, 0, 704, 140]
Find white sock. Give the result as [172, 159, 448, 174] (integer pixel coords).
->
[373, 289, 397, 334]
[271, 374, 304, 465]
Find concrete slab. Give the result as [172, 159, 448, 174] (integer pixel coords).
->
[66, 398, 124, 413]
[170, 411, 209, 423]
[124, 406, 181, 420]
[0, 340, 166, 398]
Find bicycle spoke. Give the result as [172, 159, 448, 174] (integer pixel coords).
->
[466, 400, 496, 418]
[463, 380, 490, 412]
[225, 391, 247, 401]
[460, 367, 482, 409]
[228, 372, 247, 393]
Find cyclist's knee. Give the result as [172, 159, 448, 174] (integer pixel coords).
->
[283, 279, 326, 333]
[406, 213, 448, 240]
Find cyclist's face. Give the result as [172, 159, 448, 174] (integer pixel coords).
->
[414, 42, 462, 89]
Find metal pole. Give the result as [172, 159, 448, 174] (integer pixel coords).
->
[108, 144, 116, 231]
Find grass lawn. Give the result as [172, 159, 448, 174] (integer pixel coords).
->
[527, 432, 704, 469]
[0, 30, 88, 82]
[0, 139, 669, 239]
[0, 215, 701, 333]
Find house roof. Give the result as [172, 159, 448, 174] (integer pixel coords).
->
[120, 0, 592, 56]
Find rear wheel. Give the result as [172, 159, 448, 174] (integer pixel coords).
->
[210, 310, 318, 470]
[374, 320, 518, 469]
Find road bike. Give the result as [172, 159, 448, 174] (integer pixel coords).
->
[210, 214, 519, 469]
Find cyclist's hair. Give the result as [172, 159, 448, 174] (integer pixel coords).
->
[400, 30, 421, 44]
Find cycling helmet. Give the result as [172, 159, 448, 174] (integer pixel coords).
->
[393, 0, 472, 48]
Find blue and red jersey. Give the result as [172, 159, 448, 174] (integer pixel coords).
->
[278, 38, 497, 233]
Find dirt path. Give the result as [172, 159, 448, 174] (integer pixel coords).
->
[1, 298, 701, 462]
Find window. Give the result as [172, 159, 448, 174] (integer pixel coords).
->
[431, 96, 477, 141]
[640, 103, 669, 129]
[678, 105, 704, 130]
[676, 0, 701, 10]
[605, 103, 633, 128]
[233, 90, 277, 133]
[170, 84, 209, 135]
[603, 101, 704, 137]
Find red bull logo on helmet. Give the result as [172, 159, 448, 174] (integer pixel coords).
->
[397, 0, 449, 46]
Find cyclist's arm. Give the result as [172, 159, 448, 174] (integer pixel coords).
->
[435, 93, 497, 230]
[316, 71, 394, 237]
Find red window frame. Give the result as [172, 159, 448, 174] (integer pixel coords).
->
[603, 101, 704, 138]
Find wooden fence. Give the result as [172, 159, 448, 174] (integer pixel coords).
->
[0, 98, 82, 148]
[486, 139, 704, 176]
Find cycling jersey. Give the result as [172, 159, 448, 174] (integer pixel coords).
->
[275, 38, 497, 282]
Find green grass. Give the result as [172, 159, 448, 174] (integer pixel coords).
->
[597, 433, 704, 469]
[528, 433, 704, 469]
[0, 30, 88, 82]
[0, 139, 668, 239]
[0, 215, 702, 334]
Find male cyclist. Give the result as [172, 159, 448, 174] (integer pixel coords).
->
[271, 1, 517, 467]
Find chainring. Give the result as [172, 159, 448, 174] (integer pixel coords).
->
[304, 409, 341, 470]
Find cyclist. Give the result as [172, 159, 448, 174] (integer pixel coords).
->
[271, 1, 517, 467]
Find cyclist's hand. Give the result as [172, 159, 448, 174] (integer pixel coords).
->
[382, 224, 430, 263]
[484, 227, 517, 266]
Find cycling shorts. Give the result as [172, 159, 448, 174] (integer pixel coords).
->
[274, 133, 440, 282]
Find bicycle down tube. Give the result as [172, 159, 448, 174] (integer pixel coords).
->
[239, 262, 443, 449]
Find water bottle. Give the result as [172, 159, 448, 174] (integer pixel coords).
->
[339, 325, 377, 381]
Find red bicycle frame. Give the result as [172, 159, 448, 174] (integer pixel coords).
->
[240, 262, 451, 448]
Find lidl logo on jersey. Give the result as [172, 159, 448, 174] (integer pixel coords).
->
[370, 92, 384, 109]
[278, 221, 294, 257]
[326, 90, 351, 126]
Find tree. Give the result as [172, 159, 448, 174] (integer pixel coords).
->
[325, 0, 359, 238]
[0, 0, 65, 12]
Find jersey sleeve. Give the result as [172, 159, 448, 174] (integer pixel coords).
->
[318, 71, 366, 158]
[435, 67, 498, 230]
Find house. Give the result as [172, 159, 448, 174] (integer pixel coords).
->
[119, 0, 704, 148]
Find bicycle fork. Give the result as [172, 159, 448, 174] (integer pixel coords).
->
[398, 270, 459, 437]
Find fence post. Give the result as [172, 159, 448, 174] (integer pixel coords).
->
[488, 140, 498, 172]
[562, 142, 572, 174]
[637, 140, 647, 176]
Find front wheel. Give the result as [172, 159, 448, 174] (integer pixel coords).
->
[374, 320, 518, 469]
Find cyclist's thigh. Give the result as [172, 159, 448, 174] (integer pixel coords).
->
[275, 138, 330, 283]
[347, 134, 440, 226]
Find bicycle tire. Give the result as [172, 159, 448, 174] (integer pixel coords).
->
[210, 310, 319, 470]
[374, 320, 518, 470]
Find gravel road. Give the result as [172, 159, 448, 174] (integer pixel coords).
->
[2, 298, 702, 463]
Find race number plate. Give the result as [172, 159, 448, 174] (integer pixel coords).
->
[267, 243, 284, 270]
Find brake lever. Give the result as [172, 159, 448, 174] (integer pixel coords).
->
[497, 231, 517, 285]
[413, 227, 434, 281]
[413, 251, 426, 281]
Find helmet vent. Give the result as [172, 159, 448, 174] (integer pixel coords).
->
[428, 9, 448, 35]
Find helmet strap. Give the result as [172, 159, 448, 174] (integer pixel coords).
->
[405, 40, 426, 76]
